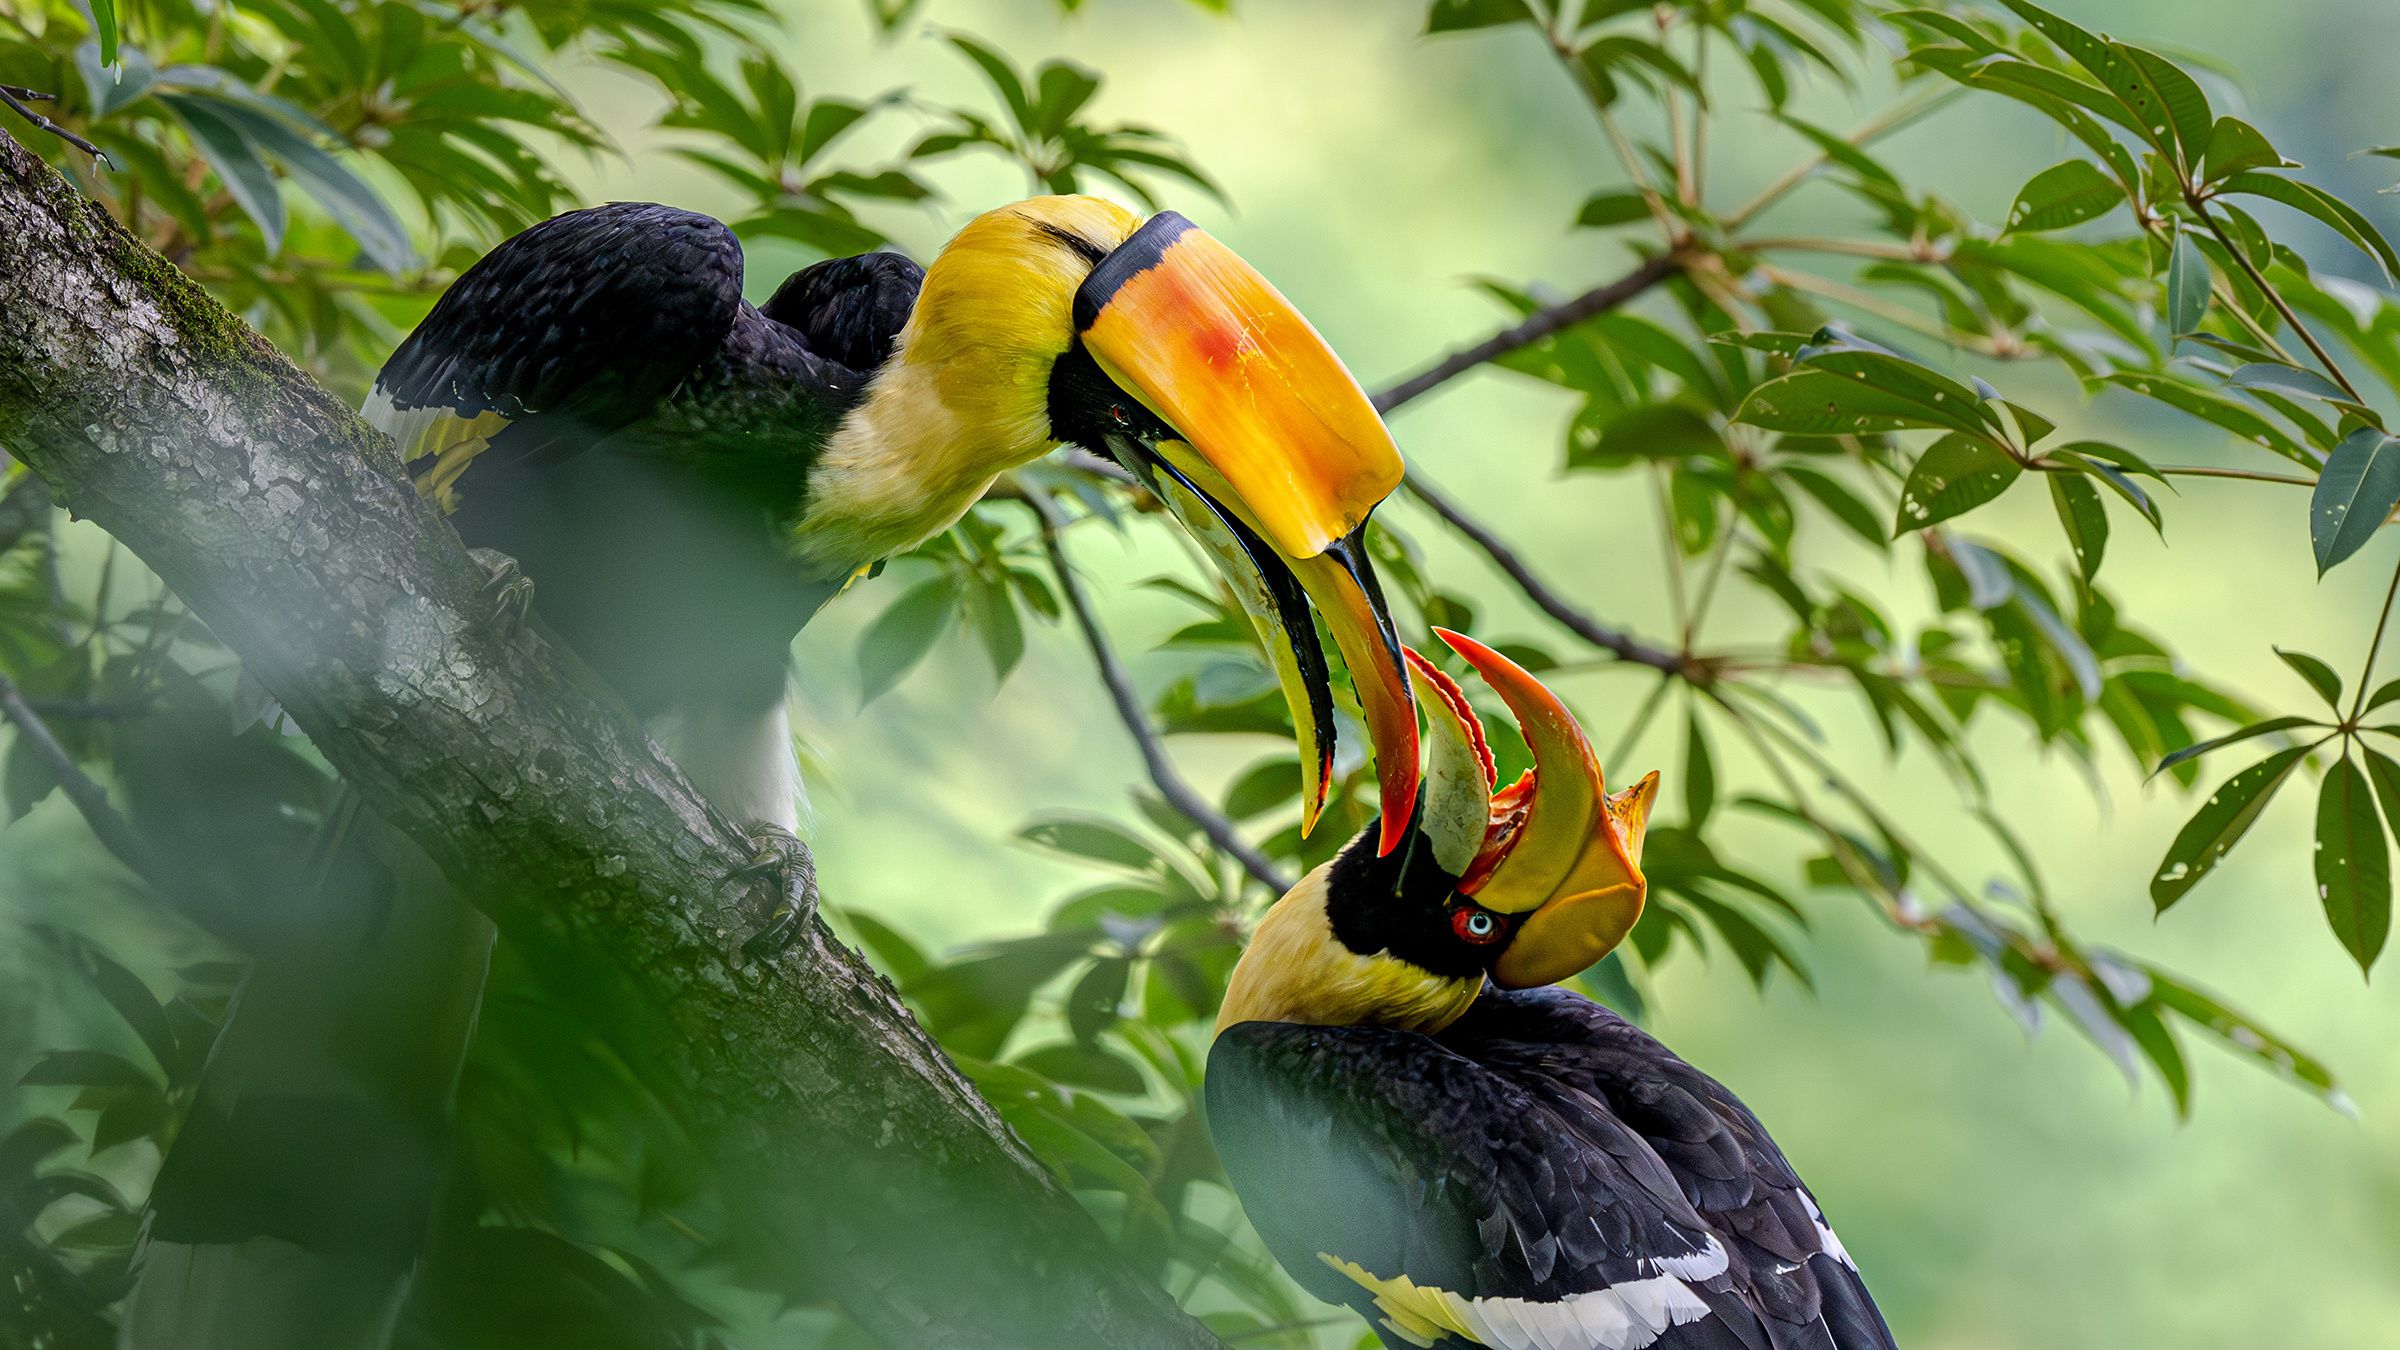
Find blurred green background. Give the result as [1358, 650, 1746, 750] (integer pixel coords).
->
[6, 0, 2398, 1345]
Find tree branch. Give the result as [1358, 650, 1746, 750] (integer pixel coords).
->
[1028, 488, 1293, 894]
[0, 129, 1221, 1350]
[1370, 252, 1683, 415]
[1397, 471, 1689, 677]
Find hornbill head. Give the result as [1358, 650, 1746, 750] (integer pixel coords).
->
[879, 196, 1420, 850]
[1217, 629, 1657, 1035]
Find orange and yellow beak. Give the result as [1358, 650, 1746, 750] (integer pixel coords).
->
[1076, 212, 1419, 853]
[1409, 630, 1655, 989]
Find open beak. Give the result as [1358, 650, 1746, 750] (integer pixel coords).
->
[1416, 629, 1655, 989]
[1077, 212, 1419, 853]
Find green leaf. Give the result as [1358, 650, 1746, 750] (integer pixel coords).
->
[2228, 362, 2358, 407]
[2048, 473, 2108, 583]
[164, 96, 285, 254]
[18, 1049, 158, 1091]
[2311, 428, 2400, 574]
[2361, 746, 2400, 844]
[2217, 172, 2400, 281]
[1738, 368, 1992, 441]
[857, 578, 956, 703]
[2149, 969, 2346, 1111]
[1784, 466, 1888, 549]
[1031, 62, 1103, 140]
[1020, 816, 1160, 873]
[1895, 434, 2021, 533]
[2201, 117, 2293, 182]
[1425, 0, 1532, 33]
[1569, 405, 1720, 468]
[2152, 715, 2321, 775]
[2366, 679, 2400, 714]
[1223, 758, 1300, 820]
[948, 33, 1033, 132]
[2166, 231, 2210, 337]
[2099, 373, 2311, 465]
[2120, 43, 2212, 163]
[1065, 957, 1130, 1045]
[2047, 448, 2162, 534]
[1575, 190, 1653, 229]
[81, 951, 176, 1080]
[2275, 647, 2344, 709]
[2004, 159, 2123, 234]
[2317, 756, 2391, 972]
[1991, 0, 2176, 156]
[1683, 710, 1714, 830]
[2150, 745, 2311, 911]
[87, 0, 119, 66]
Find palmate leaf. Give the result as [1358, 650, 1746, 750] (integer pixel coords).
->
[2150, 744, 2314, 911]
[2316, 756, 2391, 973]
[2274, 648, 2344, 709]
[1424, 0, 1536, 33]
[2151, 715, 2323, 776]
[2310, 428, 2400, 574]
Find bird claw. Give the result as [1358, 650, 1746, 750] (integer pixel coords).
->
[468, 548, 535, 636]
[731, 823, 819, 962]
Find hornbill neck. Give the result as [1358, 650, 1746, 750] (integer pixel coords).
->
[1216, 861, 1481, 1038]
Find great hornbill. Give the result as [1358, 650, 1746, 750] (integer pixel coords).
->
[1208, 632, 1896, 1350]
[125, 195, 1425, 1350]
[370, 194, 1423, 884]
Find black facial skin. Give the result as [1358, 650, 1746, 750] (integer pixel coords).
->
[1323, 810, 1521, 981]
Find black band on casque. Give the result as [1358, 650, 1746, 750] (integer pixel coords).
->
[1072, 211, 1197, 333]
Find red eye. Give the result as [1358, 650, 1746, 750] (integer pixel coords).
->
[1451, 906, 1503, 944]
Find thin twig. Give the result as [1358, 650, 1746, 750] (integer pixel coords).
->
[1722, 86, 1962, 232]
[1396, 471, 1687, 676]
[1373, 252, 1684, 415]
[2348, 555, 2400, 725]
[0, 86, 108, 166]
[0, 671, 163, 881]
[1025, 487, 1292, 894]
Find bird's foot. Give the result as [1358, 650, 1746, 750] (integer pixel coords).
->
[730, 822, 819, 962]
[467, 548, 535, 636]
[0, 86, 111, 168]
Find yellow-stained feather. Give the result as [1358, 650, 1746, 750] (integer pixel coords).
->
[408, 411, 509, 513]
[1319, 1256, 1481, 1348]
[362, 387, 509, 516]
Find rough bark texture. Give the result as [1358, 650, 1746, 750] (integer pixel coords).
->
[0, 130, 1224, 1350]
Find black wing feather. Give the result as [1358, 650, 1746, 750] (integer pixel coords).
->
[1207, 987, 1897, 1350]
[374, 203, 747, 460]
[760, 250, 925, 372]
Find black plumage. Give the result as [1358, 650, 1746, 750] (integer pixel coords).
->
[1208, 986, 1895, 1350]
[369, 202, 924, 720]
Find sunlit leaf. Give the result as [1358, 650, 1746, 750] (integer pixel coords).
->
[1895, 434, 2020, 533]
[2274, 648, 2344, 709]
[2004, 159, 2123, 234]
[2310, 428, 2400, 574]
[2150, 744, 2312, 911]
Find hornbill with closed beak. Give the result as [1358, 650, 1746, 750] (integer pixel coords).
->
[126, 195, 1423, 1349]
[1208, 632, 1897, 1350]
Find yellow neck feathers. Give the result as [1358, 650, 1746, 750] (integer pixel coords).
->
[793, 196, 1144, 576]
[1215, 865, 1482, 1038]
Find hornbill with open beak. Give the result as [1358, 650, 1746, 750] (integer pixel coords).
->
[126, 196, 1422, 1350]
[1208, 632, 1896, 1350]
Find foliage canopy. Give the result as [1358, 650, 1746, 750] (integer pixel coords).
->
[3, 0, 2397, 1345]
